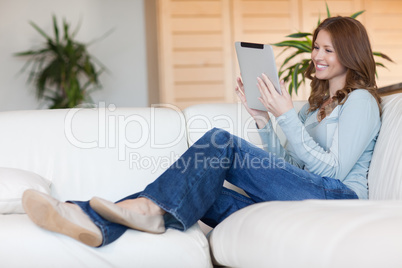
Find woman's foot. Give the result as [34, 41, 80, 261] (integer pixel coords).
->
[89, 197, 166, 234]
[22, 189, 102, 247]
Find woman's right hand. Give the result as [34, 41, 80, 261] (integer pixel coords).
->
[235, 77, 270, 129]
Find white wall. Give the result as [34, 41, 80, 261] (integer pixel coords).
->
[0, 0, 148, 111]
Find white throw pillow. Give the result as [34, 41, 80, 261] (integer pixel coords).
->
[0, 167, 51, 214]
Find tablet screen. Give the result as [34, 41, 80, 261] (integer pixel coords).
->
[235, 42, 281, 111]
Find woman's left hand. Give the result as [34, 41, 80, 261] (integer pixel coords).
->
[257, 74, 294, 117]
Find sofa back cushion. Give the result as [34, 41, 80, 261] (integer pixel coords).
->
[184, 103, 261, 147]
[0, 106, 188, 201]
[368, 93, 402, 199]
[183, 101, 307, 147]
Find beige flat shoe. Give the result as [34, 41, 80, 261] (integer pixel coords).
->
[90, 197, 165, 234]
[22, 189, 102, 247]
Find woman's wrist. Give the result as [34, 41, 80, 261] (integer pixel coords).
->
[254, 115, 270, 129]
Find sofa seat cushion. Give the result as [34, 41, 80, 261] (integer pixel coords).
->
[0, 214, 212, 268]
[209, 199, 402, 268]
[0, 107, 212, 267]
[0, 167, 51, 214]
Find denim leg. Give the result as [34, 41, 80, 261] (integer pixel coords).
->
[138, 128, 357, 231]
[68, 200, 127, 247]
[200, 187, 255, 228]
[68, 193, 142, 246]
[138, 128, 239, 231]
[199, 153, 358, 228]
[71, 127, 357, 245]
[222, 143, 358, 202]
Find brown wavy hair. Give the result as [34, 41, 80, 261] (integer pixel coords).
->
[305, 16, 381, 114]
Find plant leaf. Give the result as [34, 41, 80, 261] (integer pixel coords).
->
[90, 55, 112, 74]
[286, 32, 312, 38]
[288, 80, 294, 95]
[292, 63, 300, 94]
[71, 16, 83, 38]
[29, 21, 52, 42]
[373, 51, 394, 62]
[63, 18, 70, 41]
[375, 62, 388, 70]
[87, 27, 115, 47]
[326, 2, 331, 18]
[273, 40, 311, 52]
[305, 36, 312, 47]
[275, 46, 290, 58]
[14, 48, 50, 56]
[278, 50, 304, 73]
[52, 15, 59, 44]
[350, 10, 365, 19]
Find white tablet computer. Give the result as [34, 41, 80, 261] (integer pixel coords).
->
[235, 42, 281, 111]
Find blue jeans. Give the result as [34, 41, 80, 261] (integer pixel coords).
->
[71, 128, 358, 247]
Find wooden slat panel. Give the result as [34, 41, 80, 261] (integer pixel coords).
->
[309, 0, 356, 13]
[175, 99, 226, 110]
[240, 32, 297, 44]
[370, 32, 402, 47]
[369, 15, 402, 31]
[172, 34, 223, 49]
[171, 17, 222, 32]
[241, 1, 291, 15]
[171, 1, 222, 16]
[175, 84, 226, 99]
[173, 50, 223, 66]
[232, 0, 306, 100]
[301, 0, 364, 33]
[174, 67, 224, 83]
[242, 17, 292, 31]
[221, 0, 235, 104]
[158, 0, 233, 108]
[157, 0, 175, 104]
[159, 0, 402, 108]
[365, 0, 402, 89]
[371, 0, 402, 14]
[377, 67, 402, 87]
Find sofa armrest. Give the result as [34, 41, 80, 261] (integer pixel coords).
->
[209, 199, 402, 268]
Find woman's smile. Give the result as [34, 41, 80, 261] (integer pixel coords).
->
[311, 29, 348, 94]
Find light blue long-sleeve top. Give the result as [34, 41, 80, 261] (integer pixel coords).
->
[257, 89, 381, 199]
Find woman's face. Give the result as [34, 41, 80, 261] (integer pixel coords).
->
[311, 30, 348, 91]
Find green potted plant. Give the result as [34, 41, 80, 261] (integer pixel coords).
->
[15, 15, 109, 108]
[273, 4, 393, 95]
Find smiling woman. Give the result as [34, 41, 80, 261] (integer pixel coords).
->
[306, 16, 382, 116]
[311, 30, 348, 95]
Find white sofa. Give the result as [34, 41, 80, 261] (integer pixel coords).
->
[0, 93, 401, 268]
